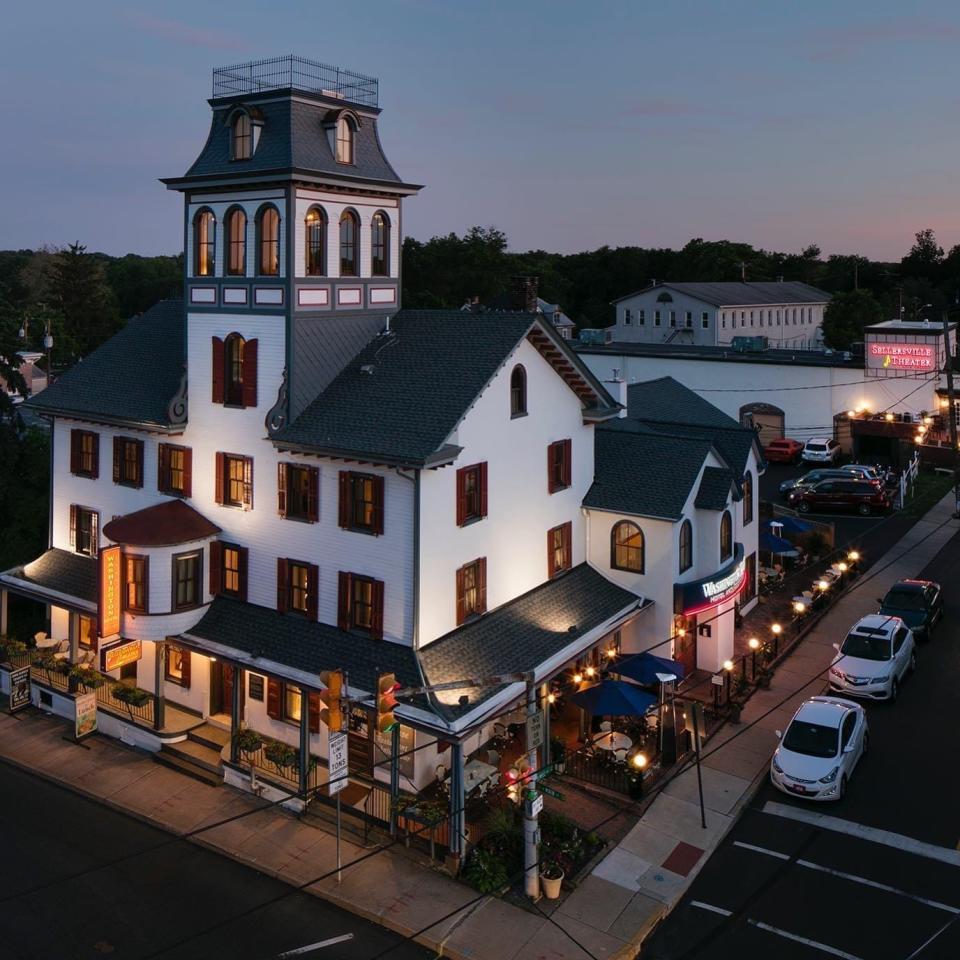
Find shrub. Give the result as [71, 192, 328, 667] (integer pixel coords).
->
[112, 684, 150, 707]
[549, 737, 566, 762]
[235, 728, 263, 755]
[462, 847, 509, 894]
[264, 739, 297, 770]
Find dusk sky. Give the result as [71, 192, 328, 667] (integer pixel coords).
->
[3, 1, 960, 261]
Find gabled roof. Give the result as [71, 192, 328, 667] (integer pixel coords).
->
[418, 564, 643, 720]
[584, 427, 716, 521]
[102, 500, 220, 547]
[273, 310, 617, 466]
[612, 281, 832, 307]
[1, 548, 97, 605]
[26, 300, 186, 430]
[695, 467, 736, 510]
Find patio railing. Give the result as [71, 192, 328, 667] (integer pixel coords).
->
[563, 750, 636, 795]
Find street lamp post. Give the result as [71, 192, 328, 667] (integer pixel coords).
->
[771, 622, 782, 658]
[748, 637, 760, 678]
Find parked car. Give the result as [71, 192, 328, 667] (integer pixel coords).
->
[878, 579, 943, 640]
[801, 438, 842, 464]
[778, 467, 882, 496]
[764, 438, 804, 464]
[828, 614, 915, 701]
[770, 696, 868, 801]
[788, 478, 891, 515]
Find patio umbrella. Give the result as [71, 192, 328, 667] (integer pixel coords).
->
[569, 679, 657, 716]
[759, 531, 795, 554]
[616, 652, 686, 685]
[763, 516, 812, 535]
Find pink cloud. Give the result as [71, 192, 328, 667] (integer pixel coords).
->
[125, 13, 249, 51]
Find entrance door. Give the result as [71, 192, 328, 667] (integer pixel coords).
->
[674, 621, 698, 676]
[210, 661, 235, 717]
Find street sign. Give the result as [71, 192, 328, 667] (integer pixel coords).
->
[539, 784, 565, 801]
[711, 674, 724, 686]
[528, 793, 544, 817]
[527, 710, 545, 751]
[328, 730, 348, 796]
[534, 763, 554, 781]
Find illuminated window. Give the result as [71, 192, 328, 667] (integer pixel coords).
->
[720, 511, 733, 561]
[456, 558, 486, 623]
[339, 210, 359, 276]
[225, 208, 246, 276]
[510, 365, 527, 417]
[335, 115, 354, 163]
[611, 521, 644, 573]
[305, 206, 326, 276]
[371, 211, 390, 276]
[78, 614, 96, 650]
[232, 113, 252, 160]
[125, 555, 147, 613]
[194, 209, 215, 276]
[548, 522, 572, 576]
[223, 546, 241, 597]
[289, 562, 310, 614]
[257, 205, 280, 276]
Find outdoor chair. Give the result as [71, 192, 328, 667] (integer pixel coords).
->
[435, 763, 447, 783]
[487, 749, 500, 766]
[614, 748, 628, 764]
[599, 720, 612, 733]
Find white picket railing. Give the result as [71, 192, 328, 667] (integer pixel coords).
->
[897, 453, 921, 509]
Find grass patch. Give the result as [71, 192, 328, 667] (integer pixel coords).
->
[902, 470, 955, 517]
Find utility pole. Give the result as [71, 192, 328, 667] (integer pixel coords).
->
[942, 313, 959, 517]
[523, 671, 541, 900]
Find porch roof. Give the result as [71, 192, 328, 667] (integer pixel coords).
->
[102, 500, 220, 547]
[0, 548, 97, 610]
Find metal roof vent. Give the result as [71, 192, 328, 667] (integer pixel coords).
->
[360, 363, 375, 375]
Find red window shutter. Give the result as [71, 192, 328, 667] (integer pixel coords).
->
[242, 457, 254, 510]
[547, 443, 555, 493]
[479, 462, 488, 519]
[306, 563, 319, 621]
[215, 452, 225, 504]
[157, 444, 168, 492]
[134, 440, 144, 489]
[276, 558, 289, 613]
[180, 647, 192, 688]
[112, 438, 122, 483]
[237, 546, 249, 602]
[90, 434, 99, 479]
[338, 472, 351, 528]
[141, 556, 150, 613]
[212, 336, 225, 404]
[209, 541, 223, 596]
[547, 528, 556, 578]
[266, 679, 281, 720]
[337, 572, 351, 630]
[242, 338, 258, 408]
[70, 430, 80, 474]
[371, 578, 384, 640]
[308, 691, 321, 734]
[277, 463, 288, 517]
[455, 566, 466, 626]
[563, 439, 572, 488]
[90, 511, 99, 558]
[307, 466, 320, 523]
[182, 447, 192, 498]
[372, 475, 384, 535]
[456, 468, 466, 526]
[478, 558, 487, 615]
[69, 504, 77, 548]
[562, 521, 572, 569]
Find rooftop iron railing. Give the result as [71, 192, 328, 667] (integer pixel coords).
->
[213, 55, 379, 107]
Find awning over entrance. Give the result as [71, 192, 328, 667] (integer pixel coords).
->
[0, 548, 97, 611]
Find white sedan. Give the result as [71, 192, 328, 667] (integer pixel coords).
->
[828, 614, 916, 701]
[770, 696, 868, 802]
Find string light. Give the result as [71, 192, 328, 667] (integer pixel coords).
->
[585, 665, 596, 678]
[572, 672, 583, 684]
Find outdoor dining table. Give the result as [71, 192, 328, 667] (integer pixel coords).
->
[592, 731, 633, 753]
[463, 758, 499, 794]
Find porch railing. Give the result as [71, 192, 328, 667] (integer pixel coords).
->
[563, 750, 636, 795]
[28, 666, 157, 727]
[237, 744, 324, 794]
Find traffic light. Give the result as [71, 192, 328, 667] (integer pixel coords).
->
[319, 669, 344, 733]
[376, 672, 400, 734]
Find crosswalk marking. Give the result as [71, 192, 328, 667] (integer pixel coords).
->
[746, 919, 865, 960]
[277, 934, 354, 957]
[689, 900, 733, 916]
[732, 840, 790, 860]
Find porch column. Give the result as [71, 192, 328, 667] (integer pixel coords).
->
[0, 588, 7, 637]
[298, 686, 310, 797]
[448, 742, 466, 859]
[153, 641, 166, 732]
[229, 664, 242, 764]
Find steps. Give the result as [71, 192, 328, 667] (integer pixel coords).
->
[187, 722, 231, 753]
[154, 723, 228, 786]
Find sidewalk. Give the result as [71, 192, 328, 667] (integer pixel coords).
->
[0, 492, 956, 960]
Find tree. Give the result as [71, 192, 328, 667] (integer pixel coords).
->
[901, 228, 943, 284]
[49, 242, 120, 360]
[0, 298, 27, 414]
[821, 290, 882, 348]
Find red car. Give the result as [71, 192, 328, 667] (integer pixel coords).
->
[764, 438, 804, 464]
[788, 478, 891, 516]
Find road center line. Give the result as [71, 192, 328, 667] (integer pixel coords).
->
[733, 840, 791, 860]
[796, 859, 960, 914]
[689, 900, 733, 917]
[277, 934, 354, 957]
[762, 801, 960, 867]
[746, 919, 864, 960]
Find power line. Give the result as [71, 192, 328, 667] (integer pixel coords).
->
[697, 373, 940, 394]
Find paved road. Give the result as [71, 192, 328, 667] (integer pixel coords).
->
[0, 764, 431, 960]
[642, 527, 960, 959]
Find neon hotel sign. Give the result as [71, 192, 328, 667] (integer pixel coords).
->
[674, 546, 746, 616]
[867, 342, 936, 372]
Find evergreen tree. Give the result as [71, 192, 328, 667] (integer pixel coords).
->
[49, 242, 120, 359]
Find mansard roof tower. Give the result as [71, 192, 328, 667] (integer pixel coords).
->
[162, 55, 422, 426]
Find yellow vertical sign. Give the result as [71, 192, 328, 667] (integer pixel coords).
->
[99, 546, 122, 638]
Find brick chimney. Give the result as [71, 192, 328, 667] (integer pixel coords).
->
[511, 276, 539, 314]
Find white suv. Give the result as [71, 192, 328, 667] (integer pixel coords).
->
[829, 614, 916, 701]
[802, 438, 842, 464]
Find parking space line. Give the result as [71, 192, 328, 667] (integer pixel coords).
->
[746, 919, 865, 960]
[689, 901, 733, 917]
[762, 801, 960, 867]
[732, 840, 791, 860]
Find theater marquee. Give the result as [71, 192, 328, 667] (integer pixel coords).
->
[866, 342, 936, 373]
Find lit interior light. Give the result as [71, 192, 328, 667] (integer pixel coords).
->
[547, 693, 556, 704]
[572, 672, 583, 684]
[585, 665, 596, 678]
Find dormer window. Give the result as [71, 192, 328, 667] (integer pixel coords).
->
[336, 115, 354, 164]
[232, 112, 252, 160]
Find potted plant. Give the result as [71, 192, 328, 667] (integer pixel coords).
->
[733, 673, 751, 699]
[235, 727, 263, 758]
[69, 664, 104, 693]
[757, 668, 772, 689]
[0, 639, 27, 665]
[728, 701, 743, 723]
[550, 736, 567, 774]
[264, 738, 297, 773]
[540, 857, 565, 899]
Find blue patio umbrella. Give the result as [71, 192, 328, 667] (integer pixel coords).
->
[760, 531, 795, 554]
[763, 516, 812, 535]
[569, 679, 657, 716]
[616, 652, 686, 685]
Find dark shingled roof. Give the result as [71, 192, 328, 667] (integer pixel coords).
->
[103, 500, 220, 547]
[3, 548, 97, 604]
[418, 564, 642, 720]
[626, 377, 740, 430]
[612, 281, 832, 307]
[186, 597, 421, 695]
[26, 300, 185, 428]
[641, 421, 755, 478]
[695, 467, 736, 510]
[274, 310, 615, 465]
[584, 428, 715, 520]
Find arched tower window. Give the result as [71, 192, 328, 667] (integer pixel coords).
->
[510, 365, 527, 417]
[305, 206, 327, 276]
[720, 510, 733, 562]
[193, 208, 215, 277]
[232, 113, 252, 160]
[336, 115, 354, 164]
[679, 519, 693, 573]
[742, 472, 753, 525]
[611, 521, 644, 573]
[256, 204, 280, 276]
[225, 207, 246, 276]
[339, 210, 359, 277]
[371, 211, 390, 276]
[224, 334, 246, 407]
